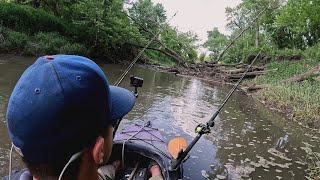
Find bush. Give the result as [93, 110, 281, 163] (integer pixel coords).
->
[0, 28, 29, 52]
[32, 32, 88, 56]
[270, 48, 304, 56]
[0, 3, 70, 35]
[60, 43, 89, 56]
[35, 32, 68, 55]
[304, 42, 320, 60]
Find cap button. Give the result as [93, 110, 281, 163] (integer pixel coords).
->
[45, 56, 54, 60]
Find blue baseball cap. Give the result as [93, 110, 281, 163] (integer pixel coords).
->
[6, 55, 135, 163]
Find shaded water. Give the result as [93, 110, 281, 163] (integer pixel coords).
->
[0, 55, 319, 179]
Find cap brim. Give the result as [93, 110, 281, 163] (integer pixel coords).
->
[109, 86, 136, 120]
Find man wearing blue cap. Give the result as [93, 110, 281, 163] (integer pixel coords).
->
[4, 55, 163, 180]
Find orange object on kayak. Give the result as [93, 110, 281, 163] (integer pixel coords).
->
[168, 137, 187, 159]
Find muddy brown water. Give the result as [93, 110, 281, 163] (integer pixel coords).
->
[0, 55, 319, 179]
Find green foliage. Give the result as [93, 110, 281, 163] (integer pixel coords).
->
[199, 53, 206, 62]
[129, 0, 198, 64]
[129, 0, 166, 36]
[162, 26, 198, 62]
[34, 32, 88, 56]
[258, 81, 320, 128]
[304, 42, 320, 60]
[35, 32, 68, 54]
[275, 0, 320, 48]
[145, 50, 175, 66]
[60, 43, 89, 56]
[0, 28, 89, 56]
[12, 0, 80, 17]
[254, 59, 319, 84]
[72, 0, 141, 56]
[0, 0, 198, 64]
[0, 2, 69, 35]
[203, 28, 228, 61]
[270, 48, 304, 56]
[251, 58, 320, 129]
[0, 28, 29, 51]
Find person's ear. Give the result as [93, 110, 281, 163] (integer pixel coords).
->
[92, 136, 105, 165]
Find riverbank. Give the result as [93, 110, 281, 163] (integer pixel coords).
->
[247, 59, 320, 129]
[155, 58, 320, 131]
[0, 28, 89, 57]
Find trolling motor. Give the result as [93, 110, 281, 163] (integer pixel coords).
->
[130, 76, 143, 97]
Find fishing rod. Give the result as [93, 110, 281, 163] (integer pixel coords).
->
[114, 11, 178, 87]
[169, 48, 264, 170]
[112, 12, 178, 135]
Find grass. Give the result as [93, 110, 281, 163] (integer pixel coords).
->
[253, 59, 319, 84]
[250, 58, 320, 129]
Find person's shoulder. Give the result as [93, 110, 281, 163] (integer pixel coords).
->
[2, 169, 32, 180]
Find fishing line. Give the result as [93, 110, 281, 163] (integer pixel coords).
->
[114, 11, 177, 86]
[8, 144, 13, 180]
[208, 46, 265, 126]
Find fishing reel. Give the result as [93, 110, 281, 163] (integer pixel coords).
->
[195, 123, 211, 134]
[130, 76, 143, 97]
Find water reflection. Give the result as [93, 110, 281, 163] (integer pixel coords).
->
[0, 55, 319, 179]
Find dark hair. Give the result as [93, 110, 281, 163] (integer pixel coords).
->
[22, 155, 82, 180]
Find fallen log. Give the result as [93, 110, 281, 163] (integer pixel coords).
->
[220, 66, 266, 74]
[225, 71, 267, 80]
[167, 68, 180, 74]
[285, 65, 320, 83]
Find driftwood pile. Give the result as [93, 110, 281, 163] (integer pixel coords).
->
[161, 61, 270, 83]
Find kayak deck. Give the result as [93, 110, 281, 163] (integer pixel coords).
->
[111, 123, 183, 180]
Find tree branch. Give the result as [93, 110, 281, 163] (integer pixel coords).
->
[216, 6, 268, 62]
[126, 43, 187, 67]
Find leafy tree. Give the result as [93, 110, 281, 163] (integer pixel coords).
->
[70, 0, 140, 58]
[2, 0, 198, 64]
[203, 28, 229, 61]
[275, 0, 320, 49]
[129, 0, 166, 36]
[128, 0, 198, 65]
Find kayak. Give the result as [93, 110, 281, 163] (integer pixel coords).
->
[111, 121, 183, 180]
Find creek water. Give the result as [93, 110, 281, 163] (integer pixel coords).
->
[0, 55, 319, 179]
